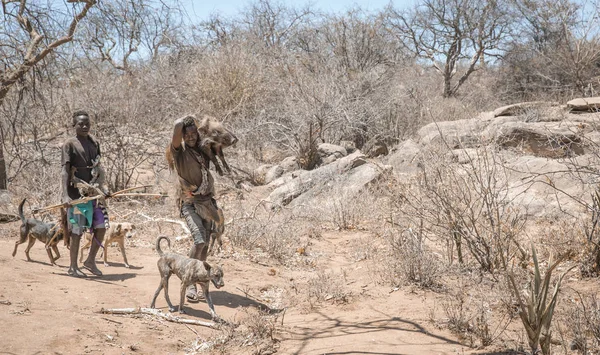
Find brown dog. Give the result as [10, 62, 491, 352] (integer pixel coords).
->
[165, 115, 237, 176]
[13, 199, 64, 265]
[80, 222, 135, 268]
[150, 236, 224, 318]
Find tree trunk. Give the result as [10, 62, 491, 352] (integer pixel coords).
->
[0, 143, 6, 190]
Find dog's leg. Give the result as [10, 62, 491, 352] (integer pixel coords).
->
[179, 283, 188, 314]
[199, 283, 218, 320]
[216, 148, 231, 173]
[45, 244, 56, 265]
[163, 275, 177, 312]
[79, 237, 91, 263]
[118, 240, 130, 268]
[24, 236, 36, 262]
[103, 243, 110, 267]
[51, 244, 61, 263]
[150, 281, 164, 309]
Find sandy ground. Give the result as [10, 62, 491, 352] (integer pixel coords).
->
[0, 224, 477, 355]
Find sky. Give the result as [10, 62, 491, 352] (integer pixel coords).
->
[179, 0, 417, 22]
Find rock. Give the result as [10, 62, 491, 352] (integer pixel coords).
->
[253, 164, 274, 185]
[280, 156, 299, 173]
[317, 143, 347, 165]
[495, 122, 584, 158]
[493, 101, 559, 117]
[567, 97, 600, 111]
[340, 140, 357, 153]
[385, 139, 422, 179]
[268, 151, 368, 206]
[264, 165, 284, 184]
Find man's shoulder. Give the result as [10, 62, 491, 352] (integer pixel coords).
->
[62, 137, 79, 147]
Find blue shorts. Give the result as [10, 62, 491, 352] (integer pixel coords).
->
[68, 200, 107, 235]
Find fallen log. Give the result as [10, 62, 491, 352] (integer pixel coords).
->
[99, 307, 217, 328]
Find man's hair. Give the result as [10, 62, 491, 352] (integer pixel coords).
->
[72, 110, 90, 126]
[182, 115, 197, 129]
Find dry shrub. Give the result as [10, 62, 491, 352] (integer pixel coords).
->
[378, 226, 443, 289]
[306, 270, 352, 307]
[566, 294, 600, 354]
[188, 308, 281, 355]
[226, 203, 319, 263]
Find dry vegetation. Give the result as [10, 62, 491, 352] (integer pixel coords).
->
[4, 0, 600, 354]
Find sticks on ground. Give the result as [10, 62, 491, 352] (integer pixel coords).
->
[100, 307, 217, 328]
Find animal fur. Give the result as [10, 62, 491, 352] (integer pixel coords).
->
[150, 236, 224, 318]
[12, 199, 64, 265]
[165, 115, 238, 176]
[80, 222, 135, 267]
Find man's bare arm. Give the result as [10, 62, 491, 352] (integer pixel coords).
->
[62, 162, 71, 204]
[171, 117, 185, 149]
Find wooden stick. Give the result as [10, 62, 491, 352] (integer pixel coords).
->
[32, 185, 153, 213]
[111, 193, 167, 198]
[99, 307, 217, 328]
[33, 195, 104, 213]
[111, 185, 153, 197]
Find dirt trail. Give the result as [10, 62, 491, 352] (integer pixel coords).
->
[0, 228, 472, 354]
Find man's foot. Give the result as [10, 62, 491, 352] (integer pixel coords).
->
[68, 267, 87, 278]
[83, 261, 103, 276]
[186, 285, 200, 303]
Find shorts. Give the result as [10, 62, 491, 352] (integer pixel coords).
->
[181, 197, 219, 245]
[68, 200, 107, 236]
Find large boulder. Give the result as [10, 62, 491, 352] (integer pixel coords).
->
[494, 122, 585, 158]
[567, 97, 600, 112]
[268, 151, 372, 206]
[493, 101, 559, 117]
[253, 164, 284, 185]
[317, 143, 347, 165]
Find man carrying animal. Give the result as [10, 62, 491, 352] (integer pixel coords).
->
[61, 110, 111, 277]
[170, 115, 221, 302]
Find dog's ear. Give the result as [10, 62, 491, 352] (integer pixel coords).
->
[131, 224, 135, 230]
[202, 261, 212, 272]
[116, 224, 122, 233]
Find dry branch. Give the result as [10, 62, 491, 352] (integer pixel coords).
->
[137, 212, 191, 235]
[99, 307, 217, 328]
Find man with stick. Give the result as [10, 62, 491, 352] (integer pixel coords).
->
[61, 110, 110, 277]
[170, 115, 221, 302]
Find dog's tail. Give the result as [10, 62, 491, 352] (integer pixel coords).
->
[18, 198, 27, 224]
[156, 236, 170, 256]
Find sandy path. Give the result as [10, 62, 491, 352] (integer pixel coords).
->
[0, 231, 471, 354]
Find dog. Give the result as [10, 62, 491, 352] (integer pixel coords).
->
[150, 236, 224, 318]
[79, 222, 135, 268]
[12, 198, 64, 265]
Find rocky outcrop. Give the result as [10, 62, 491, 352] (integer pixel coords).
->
[567, 97, 600, 112]
[317, 143, 347, 165]
[267, 151, 387, 207]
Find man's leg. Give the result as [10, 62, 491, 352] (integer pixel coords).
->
[68, 233, 86, 277]
[181, 202, 210, 302]
[83, 202, 107, 276]
[67, 207, 86, 277]
[83, 227, 105, 276]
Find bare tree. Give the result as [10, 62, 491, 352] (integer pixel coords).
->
[0, 0, 96, 189]
[498, 0, 600, 99]
[81, 0, 184, 74]
[386, 0, 511, 98]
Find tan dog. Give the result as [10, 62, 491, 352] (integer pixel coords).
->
[80, 222, 135, 268]
[150, 236, 225, 318]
